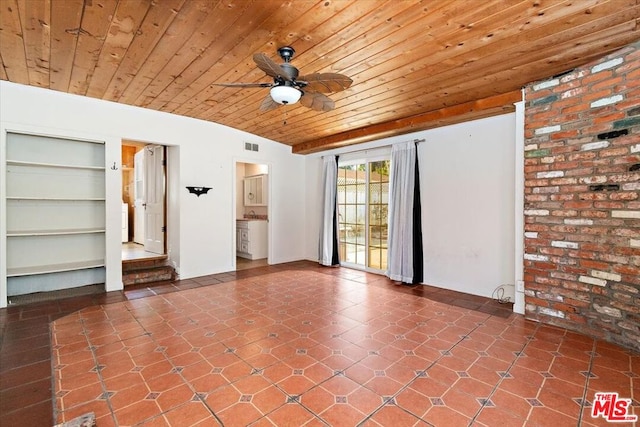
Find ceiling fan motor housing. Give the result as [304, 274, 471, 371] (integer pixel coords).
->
[279, 63, 299, 79]
[277, 46, 295, 62]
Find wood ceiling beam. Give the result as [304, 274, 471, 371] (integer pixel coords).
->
[292, 90, 522, 154]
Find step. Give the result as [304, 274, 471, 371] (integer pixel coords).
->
[122, 256, 168, 272]
[122, 264, 176, 286]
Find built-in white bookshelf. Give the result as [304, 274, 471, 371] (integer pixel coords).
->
[4, 133, 106, 296]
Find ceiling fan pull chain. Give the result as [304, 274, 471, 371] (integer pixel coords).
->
[283, 108, 288, 126]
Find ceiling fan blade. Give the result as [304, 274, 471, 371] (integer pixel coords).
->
[300, 92, 335, 112]
[211, 82, 273, 88]
[253, 53, 295, 81]
[259, 94, 279, 112]
[298, 73, 353, 93]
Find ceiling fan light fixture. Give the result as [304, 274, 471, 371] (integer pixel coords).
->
[270, 85, 301, 105]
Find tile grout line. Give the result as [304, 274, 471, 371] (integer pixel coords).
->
[212, 282, 437, 426]
[165, 280, 337, 425]
[48, 319, 58, 426]
[216, 277, 357, 425]
[210, 278, 381, 425]
[529, 332, 560, 425]
[51, 312, 118, 426]
[468, 320, 543, 426]
[355, 296, 516, 424]
[246, 304, 375, 426]
[127, 296, 227, 426]
[356, 311, 500, 425]
[46, 268, 526, 426]
[576, 339, 598, 426]
[84, 311, 120, 427]
[9, 262, 636, 426]
[334, 301, 461, 425]
[82, 299, 209, 426]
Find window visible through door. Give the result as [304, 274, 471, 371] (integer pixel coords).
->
[337, 159, 390, 271]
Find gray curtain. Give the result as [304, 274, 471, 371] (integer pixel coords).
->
[387, 141, 423, 283]
[319, 155, 339, 266]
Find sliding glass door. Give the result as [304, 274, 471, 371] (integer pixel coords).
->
[337, 159, 390, 272]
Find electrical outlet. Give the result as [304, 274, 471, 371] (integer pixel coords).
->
[516, 280, 525, 292]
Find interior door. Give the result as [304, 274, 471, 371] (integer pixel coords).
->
[143, 145, 165, 254]
[133, 149, 145, 245]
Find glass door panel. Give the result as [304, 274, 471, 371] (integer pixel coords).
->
[338, 159, 390, 271]
[338, 164, 365, 267]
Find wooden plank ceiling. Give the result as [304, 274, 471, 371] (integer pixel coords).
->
[1, 0, 639, 154]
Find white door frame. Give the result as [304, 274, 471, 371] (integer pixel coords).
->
[124, 142, 168, 256]
[233, 159, 271, 270]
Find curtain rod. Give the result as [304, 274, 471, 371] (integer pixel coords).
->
[322, 138, 426, 159]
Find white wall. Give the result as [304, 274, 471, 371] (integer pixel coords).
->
[305, 114, 516, 299]
[0, 80, 517, 305]
[0, 81, 307, 305]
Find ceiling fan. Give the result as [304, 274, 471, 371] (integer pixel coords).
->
[213, 46, 352, 112]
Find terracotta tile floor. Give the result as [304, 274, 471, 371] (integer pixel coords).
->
[1, 261, 638, 426]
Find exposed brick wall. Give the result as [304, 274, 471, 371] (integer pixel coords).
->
[523, 41, 640, 352]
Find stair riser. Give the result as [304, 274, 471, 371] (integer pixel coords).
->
[123, 266, 176, 286]
[123, 258, 168, 272]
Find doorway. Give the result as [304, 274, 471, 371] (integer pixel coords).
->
[337, 158, 390, 273]
[121, 141, 167, 261]
[235, 162, 269, 270]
